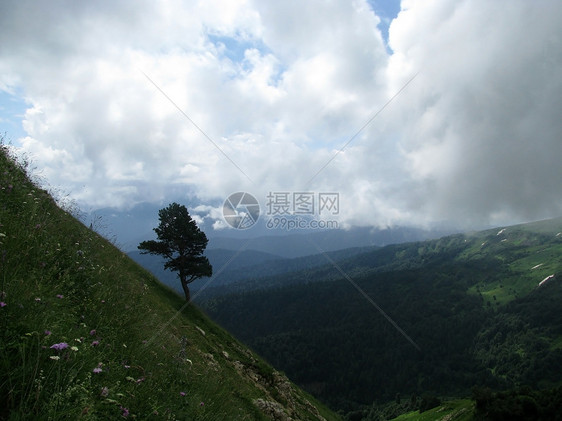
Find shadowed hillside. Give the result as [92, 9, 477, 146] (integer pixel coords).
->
[0, 141, 339, 420]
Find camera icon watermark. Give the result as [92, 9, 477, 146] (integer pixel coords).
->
[222, 192, 260, 229]
[222, 191, 339, 230]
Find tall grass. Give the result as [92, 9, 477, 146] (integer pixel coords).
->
[0, 139, 338, 420]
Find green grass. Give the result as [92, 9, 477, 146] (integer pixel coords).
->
[0, 141, 339, 420]
[390, 399, 474, 421]
[461, 223, 562, 308]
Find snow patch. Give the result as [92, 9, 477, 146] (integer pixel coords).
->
[538, 274, 555, 287]
[531, 263, 543, 270]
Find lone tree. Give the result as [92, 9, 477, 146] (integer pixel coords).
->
[138, 202, 212, 302]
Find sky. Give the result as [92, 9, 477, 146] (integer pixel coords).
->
[1, 0, 561, 236]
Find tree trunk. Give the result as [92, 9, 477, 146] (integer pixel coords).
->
[181, 279, 191, 302]
[179, 270, 191, 302]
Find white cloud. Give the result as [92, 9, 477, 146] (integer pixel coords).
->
[1, 0, 561, 233]
[384, 0, 562, 227]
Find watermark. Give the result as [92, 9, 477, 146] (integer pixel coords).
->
[222, 192, 260, 229]
[222, 191, 339, 230]
[266, 216, 339, 231]
[266, 192, 339, 216]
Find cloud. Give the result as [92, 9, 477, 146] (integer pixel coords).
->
[0, 0, 561, 232]
[383, 0, 562, 227]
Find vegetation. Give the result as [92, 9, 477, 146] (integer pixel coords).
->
[388, 399, 474, 421]
[471, 385, 562, 421]
[138, 202, 212, 302]
[199, 217, 562, 417]
[0, 140, 338, 420]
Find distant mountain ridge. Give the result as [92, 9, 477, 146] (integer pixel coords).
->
[128, 225, 448, 296]
[129, 245, 379, 295]
[206, 225, 449, 258]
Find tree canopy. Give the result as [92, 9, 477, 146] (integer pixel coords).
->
[138, 202, 212, 301]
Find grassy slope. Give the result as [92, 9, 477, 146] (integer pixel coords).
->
[390, 400, 474, 421]
[0, 144, 339, 420]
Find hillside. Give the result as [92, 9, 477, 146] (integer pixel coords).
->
[0, 142, 338, 420]
[199, 217, 562, 416]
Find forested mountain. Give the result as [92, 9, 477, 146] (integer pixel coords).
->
[198, 219, 562, 416]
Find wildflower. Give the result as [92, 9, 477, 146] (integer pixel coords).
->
[35, 224, 41, 229]
[89, 329, 96, 336]
[0, 302, 6, 307]
[200, 402, 204, 407]
[91, 340, 100, 347]
[180, 391, 186, 397]
[93, 367, 102, 373]
[34, 297, 41, 302]
[44, 330, 51, 336]
[124, 365, 130, 369]
[50, 356, 60, 360]
[136, 377, 145, 384]
[56, 294, 63, 299]
[50, 342, 68, 350]
[120, 406, 129, 418]
[100, 387, 109, 397]
[70, 346, 79, 352]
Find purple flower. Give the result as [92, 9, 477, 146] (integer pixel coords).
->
[93, 367, 102, 373]
[200, 402, 204, 407]
[89, 329, 96, 336]
[120, 406, 129, 418]
[180, 391, 186, 396]
[91, 340, 100, 347]
[56, 294, 63, 299]
[50, 342, 68, 350]
[44, 330, 51, 336]
[0, 302, 6, 307]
